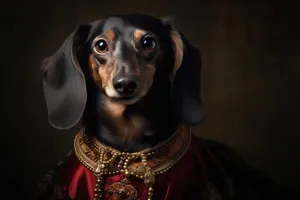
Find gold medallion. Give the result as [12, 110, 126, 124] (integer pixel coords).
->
[108, 178, 138, 200]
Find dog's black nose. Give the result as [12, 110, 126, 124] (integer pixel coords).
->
[113, 76, 138, 96]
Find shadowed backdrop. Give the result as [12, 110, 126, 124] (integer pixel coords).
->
[3, 0, 300, 198]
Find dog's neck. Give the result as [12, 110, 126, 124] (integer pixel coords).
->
[84, 92, 178, 152]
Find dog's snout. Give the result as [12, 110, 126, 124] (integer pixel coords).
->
[113, 76, 139, 96]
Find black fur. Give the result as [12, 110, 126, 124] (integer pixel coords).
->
[41, 13, 204, 150]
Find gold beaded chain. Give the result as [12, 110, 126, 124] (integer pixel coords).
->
[74, 126, 192, 200]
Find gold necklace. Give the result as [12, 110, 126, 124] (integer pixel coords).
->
[74, 125, 192, 200]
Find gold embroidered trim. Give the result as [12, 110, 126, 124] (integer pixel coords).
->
[74, 125, 192, 200]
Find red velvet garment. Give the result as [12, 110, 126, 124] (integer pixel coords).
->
[32, 135, 295, 200]
[59, 136, 212, 200]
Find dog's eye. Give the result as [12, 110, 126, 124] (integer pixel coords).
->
[142, 36, 157, 51]
[94, 39, 108, 53]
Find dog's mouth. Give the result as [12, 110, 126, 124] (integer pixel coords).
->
[121, 95, 137, 100]
[108, 94, 141, 105]
[111, 95, 136, 101]
[104, 85, 147, 105]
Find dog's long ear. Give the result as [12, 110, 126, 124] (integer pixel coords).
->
[41, 25, 92, 130]
[162, 18, 204, 125]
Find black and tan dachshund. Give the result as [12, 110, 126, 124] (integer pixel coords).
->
[34, 13, 294, 200]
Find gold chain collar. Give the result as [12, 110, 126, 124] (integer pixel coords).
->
[74, 125, 192, 200]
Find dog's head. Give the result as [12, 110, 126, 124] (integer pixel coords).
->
[41, 14, 204, 130]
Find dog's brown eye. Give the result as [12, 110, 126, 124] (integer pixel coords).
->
[94, 39, 108, 53]
[142, 36, 157, 51]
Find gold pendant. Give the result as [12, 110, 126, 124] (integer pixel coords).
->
[108, 178, 138, 200]
[144, 166, 155, 186]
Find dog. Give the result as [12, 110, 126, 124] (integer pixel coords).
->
[33, 13, 293, 200]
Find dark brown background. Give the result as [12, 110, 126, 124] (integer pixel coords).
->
[2, 0, 300, 199]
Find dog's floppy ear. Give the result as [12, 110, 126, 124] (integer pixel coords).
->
[162, 18, 204, 125]
[41, 25, 92, 130]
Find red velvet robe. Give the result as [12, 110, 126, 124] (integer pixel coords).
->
[32, 134, 293, 200]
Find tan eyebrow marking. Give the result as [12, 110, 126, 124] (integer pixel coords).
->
[133, 29, 146, 43]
